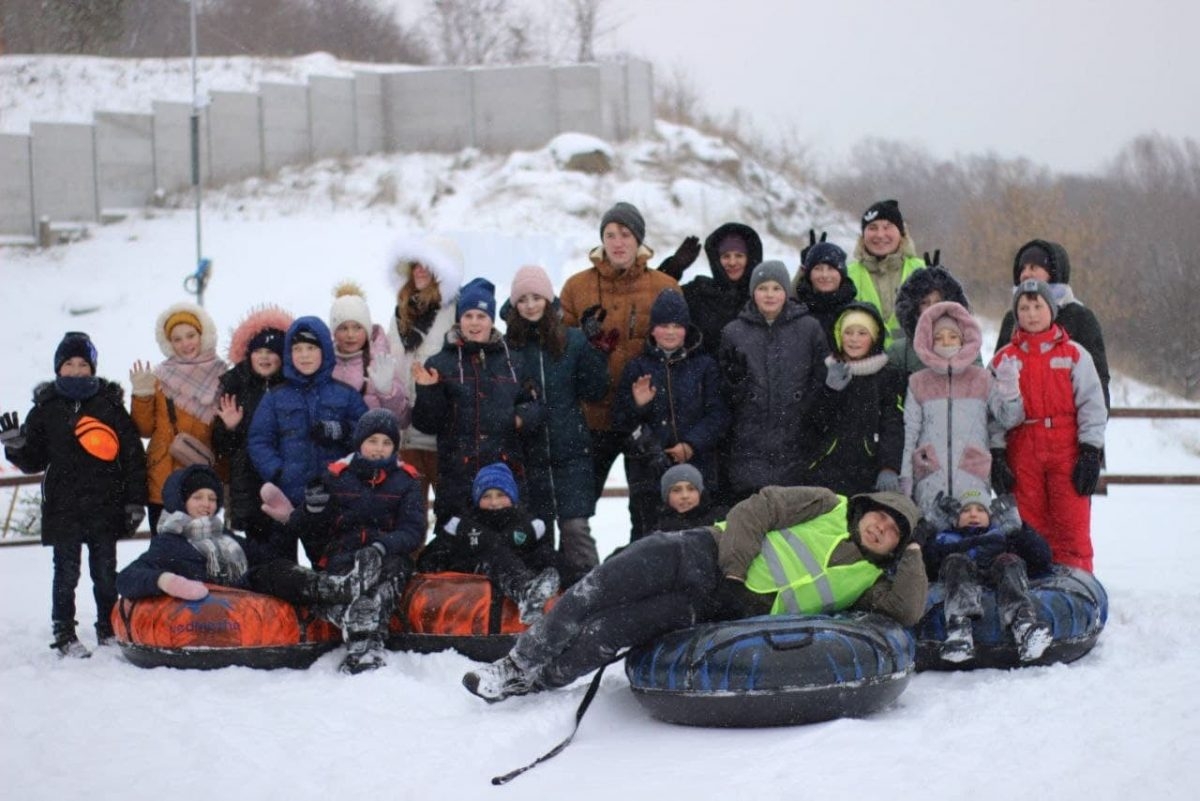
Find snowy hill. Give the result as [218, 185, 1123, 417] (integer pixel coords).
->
[2, 54, 1199, 801]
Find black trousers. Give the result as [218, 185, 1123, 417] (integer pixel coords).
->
[51, 536, 117, 632]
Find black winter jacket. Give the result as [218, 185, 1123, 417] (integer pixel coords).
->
[211, 361, 286, 528]
[418, 505, 558, 576]
[5, 378, 147, 545]
[794, 277, 859, 351]
[678, 223, 763, 358]
[887, 265, 971, 377]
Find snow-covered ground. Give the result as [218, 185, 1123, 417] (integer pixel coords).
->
[3, 53, 1200, 801]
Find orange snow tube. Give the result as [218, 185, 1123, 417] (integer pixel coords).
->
[388, 572, 556, 662]
[112, 585, 341, 670]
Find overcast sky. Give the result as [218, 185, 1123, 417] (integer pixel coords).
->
[392, 0, 1199, 175]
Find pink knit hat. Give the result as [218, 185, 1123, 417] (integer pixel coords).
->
[510, 265, 555, 302]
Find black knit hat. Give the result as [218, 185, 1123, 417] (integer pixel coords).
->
[54, 331, 97, 374]
[600, 202, 646, 245]
[248, 327, 286, 357]
[861, 199, 905, 234]
[802, 242, 848, 277]
[165, 465, 224, 514]
[353, 409, 401, 451]
[650, 289, 690, 327]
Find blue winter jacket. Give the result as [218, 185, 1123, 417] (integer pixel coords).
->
[247, 317, 369, 505]
[115, 525, 272, 599]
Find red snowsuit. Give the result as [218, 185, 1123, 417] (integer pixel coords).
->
[992, 325, 1106, 571]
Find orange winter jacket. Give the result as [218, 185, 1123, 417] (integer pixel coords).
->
[131, 389, 223, 505]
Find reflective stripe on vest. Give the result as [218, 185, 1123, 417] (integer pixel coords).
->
[743, 496, 884, 616]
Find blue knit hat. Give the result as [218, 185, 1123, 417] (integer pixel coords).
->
[650, 289, 690, 327]
[54, 331, 97, 374]
[473, 462, 519, 506]
[353, 408, 400, 451]
[802, 242, 848, 277]
[457, 277, 497, 321]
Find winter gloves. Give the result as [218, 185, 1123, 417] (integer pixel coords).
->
[580, 305, 619, 354]
[0, 411, 23, 448]
[368, 357, 397, 397]
[157, 572, 209, 601]
[874, 470, 900, 493]
[989, 493, 1022, 535]
[929, 491, 962, 533]
[656, 235, 702, 281]
[824, 361, 853, 391]
[990, 449, 1016, 494]
[304, 480, 331, 514]
[1073, 444, 1103, 496]
[799, 229, 827, 266]
[124, 504, 146, 536]
[309, 420, 345, 447]
[128, 363, 157, 397]
[992, 355, 1022, 401]
[259, 482, 295, 523]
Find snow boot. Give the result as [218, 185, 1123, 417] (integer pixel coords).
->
[462, 655, 540, 703]
[940, 616, 975, 663]
[50, 622, 91, 659]
[1012, 613, 1053, 662]
[516, 567, 560, 625]
[339, 634, 386, 675]
[95, 620, 116, 647]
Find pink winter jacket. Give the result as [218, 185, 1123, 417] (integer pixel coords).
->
[332, 323, 411, 427]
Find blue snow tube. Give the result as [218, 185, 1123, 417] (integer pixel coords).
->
[915, 566, 1107, 671]
[625, 612, 915, 727]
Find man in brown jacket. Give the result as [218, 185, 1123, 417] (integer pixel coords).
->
[559, 202, 680, 535]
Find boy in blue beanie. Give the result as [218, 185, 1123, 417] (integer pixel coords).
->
[418, 462, 561, 624]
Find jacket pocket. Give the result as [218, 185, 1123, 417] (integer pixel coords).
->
[958, 444, 992, 483]
[912, 443, 941, 484]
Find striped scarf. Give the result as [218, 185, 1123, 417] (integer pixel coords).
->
[155, 352, 227, 424]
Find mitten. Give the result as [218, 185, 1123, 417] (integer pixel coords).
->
[304, 480, 331, 514]
[990, 448, 1016, 494]
[874, 470, 900, 493]
[799, 229, 827, 266]
[910, 519, 936, 549]
[309, 420, 344, 446]
[157, 572, 209, 601]
[992, 355, 1022, 401]
[124, 504, 146, 535]
[579, 304, 607, 341]
[930, 491, 962, 531]
[129, 367, 157, 397]
[368, 357, 397, 396]
[0, 411, 23, 447]
[657, 235, 701, 280]
[824, 360, 853, 391]
[990, 493, 1022, 535]
[1072, 444, 1102, 496]
[260, 482, 295, 523]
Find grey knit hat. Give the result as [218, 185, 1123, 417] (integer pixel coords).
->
[749, 260, 792, 294]
[1013, 279, 1058, 323]
[600, 202, 646, 245]
[661, 463, 704, 502]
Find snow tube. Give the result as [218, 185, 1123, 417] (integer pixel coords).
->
[625, 612, 915, 728]
[387, 572, 550, 662]
[111, 585, 341, 670]
[915, 566, 1107, 671]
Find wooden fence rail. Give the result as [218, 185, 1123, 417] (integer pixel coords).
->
[2, 408, 1198, 542]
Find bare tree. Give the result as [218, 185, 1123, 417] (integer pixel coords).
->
[427, 0, 522, 65]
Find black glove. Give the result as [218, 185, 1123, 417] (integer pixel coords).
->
[930, 491, 962, 531]
[910, 519, 936, 550]
[722, 347, 749, 385]
[824, 360, 852, 391]
[923, 249, 942, 267]
[580, 304, 607, 341]
[799, 229, 827, 266]
[309, 420, 344, 447]
[990, 448, 1016, 494]
[124, 504, 146, 536]
[713, 577, 763, 620]
[1072, 444, 1102, 496]
[990, 493, 1022, 535]
[658, 235, 701, 280]
[0, 410, 21, 445]
[304, 480, 331, 514]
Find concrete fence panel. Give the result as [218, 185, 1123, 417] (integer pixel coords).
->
[207, 90, 262, 186]
[31, 122, 97, 223]
[553, 65, 609, 139]
[598, 63, 630, 141]
[94, 111, 155, 210]
[625, 60, 655, 136]
[354, 72, 384, 155]
[0, 133, 35, 237]
[471, 65, 557, 152]
[383, 69, 472, 152]
[153, 100, 209, 195]
[260, 82, 311, 172]
[309, 75, 357, 160]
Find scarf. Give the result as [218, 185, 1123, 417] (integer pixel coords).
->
[54, 376, 100, 401]
[155, 352, 227, 424]
[158, 511, 249, 585]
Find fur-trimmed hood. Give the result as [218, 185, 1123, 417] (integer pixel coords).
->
[226, 305, 294, 365]
[702, 222, 763, 292]
[387, 235, 466, 307]
[912, 300, 982, 374]
[1011, 238, 1072, 285]
[154, 301, 218, 359]
[853, 231, 919, 266]
[893, 266, 970, 340]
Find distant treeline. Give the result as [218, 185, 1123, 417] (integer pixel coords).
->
[820, 134, 1200, 398]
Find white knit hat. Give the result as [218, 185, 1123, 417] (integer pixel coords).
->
[330, 280, 372, 333]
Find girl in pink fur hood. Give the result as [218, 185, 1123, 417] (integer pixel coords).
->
[900, 301, 1024, 529]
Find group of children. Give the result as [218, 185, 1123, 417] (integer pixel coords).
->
[1, 207, 1108, 675]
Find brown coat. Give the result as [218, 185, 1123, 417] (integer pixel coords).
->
[559, 245, 680, 431]
[131, 389, 220, 505]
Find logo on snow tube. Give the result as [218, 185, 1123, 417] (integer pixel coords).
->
[75, 416, 119, 461]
